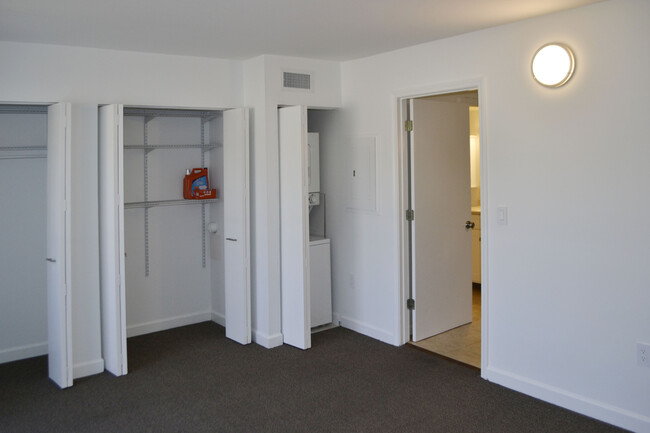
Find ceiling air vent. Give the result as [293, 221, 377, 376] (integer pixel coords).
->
[283, 72, 311, 90]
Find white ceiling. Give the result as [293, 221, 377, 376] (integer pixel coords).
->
[0, 0, 603, 61]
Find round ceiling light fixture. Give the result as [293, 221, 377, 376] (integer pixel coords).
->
[531, 43, 575, 87]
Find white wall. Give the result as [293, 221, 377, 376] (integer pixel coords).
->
[0, 42, 242, 108]
[243, 55, 341, 347]
[336, 0, 650, 430]
[122, 115, 215, 336]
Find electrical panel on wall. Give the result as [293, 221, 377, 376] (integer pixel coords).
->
[347, 136, 378, 214]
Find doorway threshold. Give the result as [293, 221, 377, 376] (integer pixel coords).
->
[407, 340, 480, 371]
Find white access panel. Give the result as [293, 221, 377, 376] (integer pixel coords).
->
[279, 105, 311, 350]
[308, 132, 320, 193]
[98, 104, 128, 376]
[223, 108, 251, 345]
[309, 238, 332, 327]
[46, 102, 73, 388]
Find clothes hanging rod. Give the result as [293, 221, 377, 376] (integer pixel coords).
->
[123, 108, 220, 120]
[0, 105, 48, 115]
[123, 143, 220, 150]
[0, 146, 47, 151]
[0, 155, 46, 160]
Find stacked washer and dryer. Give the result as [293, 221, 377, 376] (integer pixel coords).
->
[307, 132, 332, 328]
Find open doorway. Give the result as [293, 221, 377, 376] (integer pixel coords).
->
[402, 90, 482, 369]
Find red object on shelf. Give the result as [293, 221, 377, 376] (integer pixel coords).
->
[193, 188, 217, 199]
[183, 167, 216, 200]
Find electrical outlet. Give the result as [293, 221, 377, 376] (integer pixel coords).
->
[638, 343, 650, 368]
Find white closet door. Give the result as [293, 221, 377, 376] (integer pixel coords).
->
[46, 102, 73, 388]
[98, 104, 128, 375]
[223, 108, 251, 344]
[278, 105, 311, 350]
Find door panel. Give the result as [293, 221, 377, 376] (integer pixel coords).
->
[98, 104, 128, 375]
[47, 102, 73, 388]
[223, 108, 251, 344]
[278, 106, 311, 350]
[411, 98, 472, 341]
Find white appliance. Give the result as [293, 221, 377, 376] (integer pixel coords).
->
[309, 237, 332, 327]
[308, 132, 320, 206]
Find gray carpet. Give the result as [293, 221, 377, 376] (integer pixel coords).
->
[0, 322, 626, 432]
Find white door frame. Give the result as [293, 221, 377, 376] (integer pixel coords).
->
[393, 78, 489, 374]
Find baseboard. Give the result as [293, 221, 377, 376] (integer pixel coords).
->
[485, 366, 650, 432]
[73, 358, 105, 379]
[126, 311, 212, 338]
[338, 315, 394, 345]
[211, 313, 282, 348]
[211, 311, 226, 327]
[0, 341, 48, 364]
[252, 329, 283, 348]
[311, 322, 339, 334]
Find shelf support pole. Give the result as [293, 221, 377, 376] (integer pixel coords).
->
[201, 117, 207, 268]
[144, 116, 154, 276]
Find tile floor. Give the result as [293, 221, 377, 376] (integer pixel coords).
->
[409, 286, 481, 368]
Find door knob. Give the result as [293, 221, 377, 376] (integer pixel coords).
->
[465, 221, 475, 229]
[226, 238, 237, 242]
[46, 258, 56, 263]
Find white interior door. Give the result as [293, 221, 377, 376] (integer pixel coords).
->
[278, 105, 311, 350]
[98, 104, 128, 375]
[47, 102, 73, 388]
[223, 108, 251, 344]
[411, 98, 472, 341]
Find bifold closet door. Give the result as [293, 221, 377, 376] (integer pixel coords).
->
[223, 108, 252, 345]
[98, 104, 128, 375]
[46, 102, 73, 388]
[278, 106, 311, 350]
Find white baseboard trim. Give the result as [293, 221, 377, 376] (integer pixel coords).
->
[126, 311, 212, 338]
[211, 311, 226, 327]
[338, 315, 394, 344]
[252, 329, 283, 348]
[0, 341, 48, 364]
[311, 322, 339, 334]
[73, 358, 105, 379]
[485, 366, 650, 432]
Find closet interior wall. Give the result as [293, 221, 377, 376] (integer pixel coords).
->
[122, 109, 225, 337]
[0, 105, 48, 363]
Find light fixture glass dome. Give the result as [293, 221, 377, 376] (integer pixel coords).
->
[531, 43, 575, 87]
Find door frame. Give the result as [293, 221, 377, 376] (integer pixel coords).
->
[393, 79, 488, 373]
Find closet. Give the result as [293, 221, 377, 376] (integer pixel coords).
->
[0, 103, 73, 388]
[0, 104, 51, 368]
[278, 106, 335, 350]
[99, 106, 250, 376]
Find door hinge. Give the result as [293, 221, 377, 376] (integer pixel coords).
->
[406, 209, 414, 221]
[407, 298, 415, 310]
[405, 120, 413, 132]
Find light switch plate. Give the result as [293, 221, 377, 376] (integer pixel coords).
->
[497, 206, 508, 225]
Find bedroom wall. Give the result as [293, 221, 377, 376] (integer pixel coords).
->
[335, 0, 650, 430]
